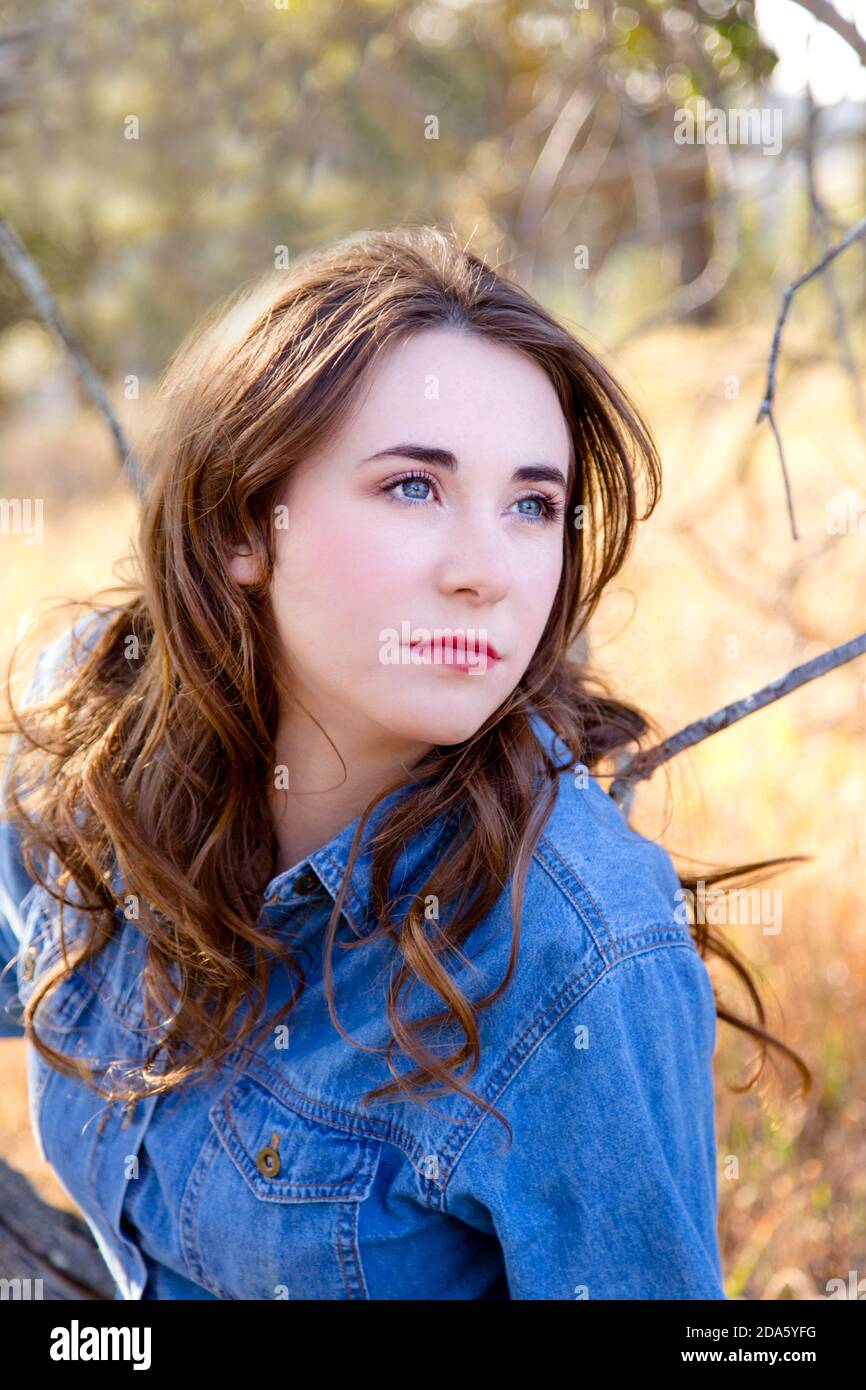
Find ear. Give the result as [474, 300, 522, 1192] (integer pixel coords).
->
[228, 543, 261, 585]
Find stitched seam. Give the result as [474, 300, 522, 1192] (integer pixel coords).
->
[444, 921, 692, 1133]
[439, 936, 700, 1210]
[534, 834, 620, 964]
[180, 1128, 233, 1298]
[223, 1094, 370, 1195]
[315, 847, 366, 931]
[335, 1202, 352, 1298]
[352, 1199, 371, 1299]
[336, 1200, 369, 1299]
[242, 1051, 425, 1160]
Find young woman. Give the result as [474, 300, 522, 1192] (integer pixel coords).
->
[0, 225, 808, 1301]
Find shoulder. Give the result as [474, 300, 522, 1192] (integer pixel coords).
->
[511, 711, 694, 977]
[441, 901, 723, 1298]
[444, 717, 712, 1100]
[533, 754, 688, 964]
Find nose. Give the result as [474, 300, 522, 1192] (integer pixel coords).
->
[433, 507, 511, 605]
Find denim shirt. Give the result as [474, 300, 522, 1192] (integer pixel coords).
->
[0, 611, 726, 1300]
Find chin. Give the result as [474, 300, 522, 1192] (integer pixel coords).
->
[383, 698, 500, 749]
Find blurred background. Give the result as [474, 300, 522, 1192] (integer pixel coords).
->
[0, 0, 864, 1300]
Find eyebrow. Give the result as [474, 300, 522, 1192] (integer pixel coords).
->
[359, 444, 570, 490]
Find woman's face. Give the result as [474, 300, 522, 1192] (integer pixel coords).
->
[233, 326, 571, 753]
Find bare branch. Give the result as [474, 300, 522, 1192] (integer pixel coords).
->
[0, 213, 142, 494]
[609, 630, 866, 808]
[802, 92, 866, 441]
[794, 0, 866, 67]
[755, 210, 866, 541]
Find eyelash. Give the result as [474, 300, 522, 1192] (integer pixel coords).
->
[378, 469, 565, 525]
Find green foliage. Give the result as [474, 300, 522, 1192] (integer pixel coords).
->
[0, 0, 782, 379]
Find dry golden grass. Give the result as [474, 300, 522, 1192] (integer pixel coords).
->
[1, 324, 864, 1296]
[606, 321, 866, 1299]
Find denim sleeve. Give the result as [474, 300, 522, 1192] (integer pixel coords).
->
[0, 609, 113, 1037]
[0, 731, 33, 1036]
[444, 941, 726, 1300]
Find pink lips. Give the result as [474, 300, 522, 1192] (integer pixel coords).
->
[409, 632, 502, 670]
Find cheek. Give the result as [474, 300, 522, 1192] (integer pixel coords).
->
[514, 545, 563, 636]
[271, 500, 422, 652]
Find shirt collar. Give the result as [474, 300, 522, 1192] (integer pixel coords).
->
[260, 709, 573, 939]
[262, 778, 461, 940]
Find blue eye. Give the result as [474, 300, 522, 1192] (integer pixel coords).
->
[378, 470, 564, 525]
[510, 494, 564, 524]
[393, 477, 432, 502]
[379, 470, 438, 507]
[514, 496, 544, 518]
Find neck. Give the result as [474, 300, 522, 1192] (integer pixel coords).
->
[268, 700, 432, 875]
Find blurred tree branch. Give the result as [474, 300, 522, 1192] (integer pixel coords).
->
[610, 631, 866, 811]
[0, 213, 142, 493]
[794, 0, 866, 67]
[612, 135, 739, 348]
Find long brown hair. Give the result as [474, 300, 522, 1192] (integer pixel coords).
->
[1, 225, 811, 1142]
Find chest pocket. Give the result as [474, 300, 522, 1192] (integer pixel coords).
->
[180, 1073, 383, 1300]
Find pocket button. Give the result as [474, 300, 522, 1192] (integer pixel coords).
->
[256, 1133, 281, 1178]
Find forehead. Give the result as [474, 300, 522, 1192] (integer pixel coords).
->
[335, 326, 573, 469]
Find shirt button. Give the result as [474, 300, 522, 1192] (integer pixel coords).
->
[257, 1133, 281, 1177]
[293, 869, 322, 897]
[21, 947, 37, 981]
